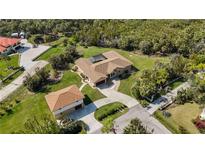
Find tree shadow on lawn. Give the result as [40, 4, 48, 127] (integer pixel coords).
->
[83, 95, 93, 105]
[119, 66, 139, 81]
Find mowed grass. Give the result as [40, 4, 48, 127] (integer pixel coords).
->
[81, 85, 105, 105]
[169, 79, 185, 90]
[37, 45, 66, 61]
[37, 37, 71, 61]
[0, 54, 20, 78]
[0, 70, 82, 133]
[154, 103, 201, 134]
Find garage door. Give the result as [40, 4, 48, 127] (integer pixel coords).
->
[95, 80, 106, 86]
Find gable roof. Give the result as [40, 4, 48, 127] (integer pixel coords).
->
[45, 85, 84, 112]
[75, 51, 132, 83]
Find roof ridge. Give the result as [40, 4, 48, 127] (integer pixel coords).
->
[53, 86, 81, 110]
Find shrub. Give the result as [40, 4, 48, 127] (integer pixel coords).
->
[71, 66, 78, 72]
[123, 118, 151, 134]
[61, 121, 87, 134]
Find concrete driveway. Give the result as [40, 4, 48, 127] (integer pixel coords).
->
[19, 39, 50, 69]
[97, 79, 139, 108]
[69, 98, 117, 133]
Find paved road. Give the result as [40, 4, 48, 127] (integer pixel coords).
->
[146, 82, 191, 114]
[0, 40, 50, 102]
[114, 105, 171, 134]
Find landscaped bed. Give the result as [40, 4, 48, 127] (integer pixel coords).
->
[81, 85, 105, 105]
[94, 102, 128, 133]
[154, 103, 201, 134]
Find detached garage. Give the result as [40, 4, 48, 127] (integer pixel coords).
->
[45, 85, 85, 119]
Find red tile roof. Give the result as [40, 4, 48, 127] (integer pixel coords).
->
[0, 37, 21, 48]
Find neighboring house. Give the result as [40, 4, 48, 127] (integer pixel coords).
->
[0, 37, 21, 55]
[45, 85, 85, 119]
[75, 51, 133, 87]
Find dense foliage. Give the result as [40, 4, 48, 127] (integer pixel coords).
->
[49, 45, 80, 70]
[15, 115, 87, 134]
[132, 54, 188, 101]
[175, 73, 205, 106]
[2, 20, 205, 55]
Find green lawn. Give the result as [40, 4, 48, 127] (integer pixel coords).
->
[169, 79, 185, 90]
[94, 102, 128, 133]
[37, 36, 71, 61]
[154, 103, 201, 134]
[0, 54, 20, 78]
[0, 70, 82, 133]
[81, 85, 105, 105]
[37, 45, 66, 61]
[0, 69, 24, 89]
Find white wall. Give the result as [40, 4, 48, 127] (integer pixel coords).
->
[54, 99, 84, 115]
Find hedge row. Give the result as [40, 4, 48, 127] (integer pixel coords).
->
[94, 102, 127, 121]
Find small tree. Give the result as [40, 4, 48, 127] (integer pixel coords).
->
[17, 115, 61, 134]
[23, 68, 50, 92]
[123, 118, 151, 134]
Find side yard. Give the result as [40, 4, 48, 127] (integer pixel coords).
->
[0, 54, 20, 78]
[81, 85, 105, 105]
[154, 103, 201, 134]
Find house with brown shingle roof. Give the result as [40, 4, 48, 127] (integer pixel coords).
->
[45, 85, 85, 118]
[75, 51, 133, 87]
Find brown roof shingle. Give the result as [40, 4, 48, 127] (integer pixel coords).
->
[75, 51, 132, 84]
[45, 85, 84, 112]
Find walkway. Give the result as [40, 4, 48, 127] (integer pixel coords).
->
[146, 82, 191, 114]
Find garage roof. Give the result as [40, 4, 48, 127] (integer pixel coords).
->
[45, 85, 84, 112]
